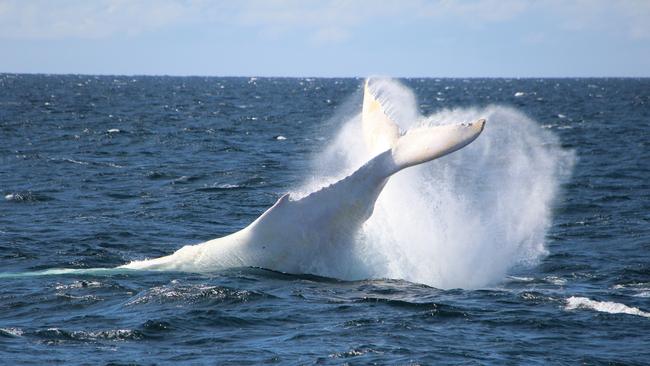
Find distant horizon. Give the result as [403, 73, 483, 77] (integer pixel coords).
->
[2, 71, 649, 79]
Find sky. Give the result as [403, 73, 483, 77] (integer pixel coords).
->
[1, 0, 649, 77]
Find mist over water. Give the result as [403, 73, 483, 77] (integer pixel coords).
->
[300, 79, 575, 288]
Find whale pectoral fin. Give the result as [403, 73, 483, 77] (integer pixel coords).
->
[391, 119, 486, 170]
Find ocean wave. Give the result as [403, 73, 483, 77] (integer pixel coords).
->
[126, 282, 272, 306]
[4, 191, 53, 202]
[354, 297, 467, 317]
[33, 327, 144, 343]
[196, 183, 242, 192]
[54, 280, 104, 290]
[565, 296, 650, 318]
[0, 327, 24, 338]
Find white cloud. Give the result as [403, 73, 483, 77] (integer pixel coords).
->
[0, 0, 648, 42]
[545, 0, 650, 40]
[0, 0, 202, 39]
[615, 0, 650, 39]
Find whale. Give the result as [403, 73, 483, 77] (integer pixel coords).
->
[120, 79, 486, 276]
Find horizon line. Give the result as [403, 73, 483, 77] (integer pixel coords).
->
[2, 71, 649, 79]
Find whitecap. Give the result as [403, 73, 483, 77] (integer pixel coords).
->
[62, 158, 89, 165]
[613, 283, 650, 298]
[126, 283, 260, 306]
[215, 183, 239, 189]
[565, 296, 650, 318]
[55, 280, 102, 290]
[0, 327, 23, 337]
[545, 276, 567, 285]
[85, 329, 142, 341]
[3, 192, 46, 202]
[507, 275, 535, 282]
[514, 92, 525, 97]
[172, 176, 191, 184]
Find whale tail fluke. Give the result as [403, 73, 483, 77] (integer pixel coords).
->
[391, 119, 485, 170]
[362, 79, 402, 155]
[362, 78, 485, 173]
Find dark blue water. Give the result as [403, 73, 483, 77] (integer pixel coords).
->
[1, 75, 649, 364]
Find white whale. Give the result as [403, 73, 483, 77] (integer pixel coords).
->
[121, 79, 486, 276]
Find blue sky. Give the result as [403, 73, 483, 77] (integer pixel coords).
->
[1, 0, 649, 77]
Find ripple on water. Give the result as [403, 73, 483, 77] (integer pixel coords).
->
[126, 282, 273, 306]
[0, 328, 24, 338]
[354, 297, 468, 318]
[4, 191, 54, 202]
[32, 328, 145, 344]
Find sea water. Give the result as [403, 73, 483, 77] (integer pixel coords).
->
[1, 75, 649, 364]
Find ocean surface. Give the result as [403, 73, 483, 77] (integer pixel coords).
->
[1, 74, 649, 365]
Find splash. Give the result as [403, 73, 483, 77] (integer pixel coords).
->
[298, 78, 575, 289]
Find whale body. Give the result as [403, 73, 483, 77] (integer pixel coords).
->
[121, 79, 486, 276]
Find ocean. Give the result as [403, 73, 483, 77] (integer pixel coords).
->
[1, 74, 649, 364]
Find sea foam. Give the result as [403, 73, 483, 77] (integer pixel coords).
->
[566, 296, 650, 318]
